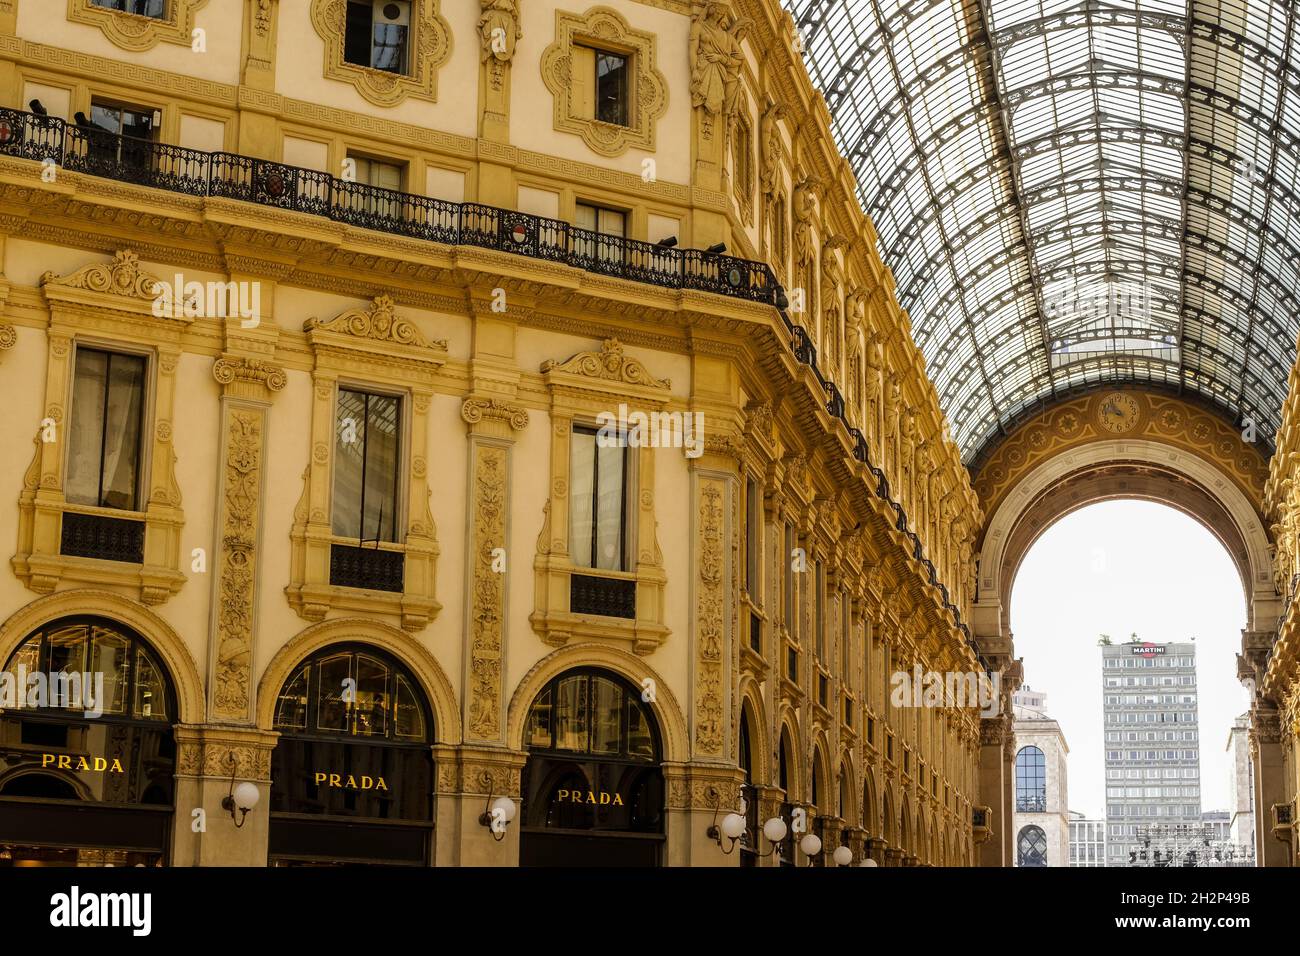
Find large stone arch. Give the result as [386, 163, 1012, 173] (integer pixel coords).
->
[976, 440, 1274, 635]
[0, 590, 205, 724]
[972, 389, 1275, 638]
[837, 751, 857, 822]
[257, 618, 462, 744]
[505, 643, 688, 765]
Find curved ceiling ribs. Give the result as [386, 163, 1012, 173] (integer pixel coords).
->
[787, 0, 1300, 465]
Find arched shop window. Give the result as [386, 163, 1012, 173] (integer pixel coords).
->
[520, 669, 664, 867]
[739, 710, 758, 866]
[1017, 825, 1048, 867]
[269, 645, 434, 867]
[0, 618, 176, 867]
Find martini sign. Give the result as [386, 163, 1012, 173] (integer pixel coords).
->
[1130, 643, 1166, 657]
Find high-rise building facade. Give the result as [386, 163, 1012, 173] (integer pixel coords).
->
[1101, 641, 1202, 866]
[1068, 810, 1106, 867]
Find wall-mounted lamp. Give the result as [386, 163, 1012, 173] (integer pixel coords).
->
[656, 235, 678, 248]
[704, 242, 727, 255]
[832, 845, 854, 866]
[799, 832, 823, 862]
[705, 786, 749, 854]
[476, 771, 518, 841]
[761, 815, 789, 856]
[220, 752, 260, 828]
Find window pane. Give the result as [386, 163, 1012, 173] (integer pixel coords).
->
[590, 677, 622, 755]
[274, 665, 309, 731]
[101, 352, 145, 511]
[353, 655, 389, 737]
[569, 430, 596, 568]
[526, 687, 553, 748]
[594, 441, 625, 571]
[371, 19, 408, 73]
[333, 388, 366, 539]
[596, 208, 625, 238]
[344, 0, 373, 66]
[393, 674, 425, 740]
[316, 654, 352, 733]
[595, 51, 628, 126]
[90, 627, 130, 716]
[66, 349, 108, 506]
[627, 696, 654, 760]
[133, 644, 167, 720]
[575, 203, 598, 232]
[362, 393, 400, 543]
[553, 676, 588, 752]
[47, 626, 88, 689]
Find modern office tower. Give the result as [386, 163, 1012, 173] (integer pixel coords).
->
[1068, 811, 1107, 867]
[1101, 641, 1202, 866]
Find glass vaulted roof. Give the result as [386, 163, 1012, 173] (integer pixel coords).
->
[785, 0, 1300, 463]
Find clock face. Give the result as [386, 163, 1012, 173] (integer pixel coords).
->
[1097, 393, 1140, 433]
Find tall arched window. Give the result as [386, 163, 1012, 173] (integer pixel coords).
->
[739, 710, 758, 867]
[520, 669, 664, 867]
[1017, 825, 1048, 867]
[1015, 745, 1046, 812]
[0, 618, 177, 866]
[270, 644, 434, 866]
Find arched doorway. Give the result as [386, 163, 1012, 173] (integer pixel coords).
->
[738, 707, 759, 867]
[519, 668, 664, 866]
[0, 617, 176, 866]
[268, 644, 435, 866]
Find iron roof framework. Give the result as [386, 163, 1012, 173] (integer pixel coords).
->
[785, 0, 1300, 464]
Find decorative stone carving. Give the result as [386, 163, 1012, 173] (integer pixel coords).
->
[212, 356, 287, 393]
[461, 397, 530, 431]
[695, 480, 727, 754]
[40, 249, 165, 302]
[304, 295, 446, 350]
[479, 0, 521, 63]
[759, 102, 784, 198]
[213, 409, 264, 720]
[540, 338, 671, 389]
[468, 446, 508, 740]
[689, 0, 750, 132]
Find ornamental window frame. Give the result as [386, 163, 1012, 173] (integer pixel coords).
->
[285, 296, 445, 632]
[308, 0, 452, 108]
[540, 7, 668, 158]
[14, 251, 188, 606]
[68, 0, 210, 52]
[531, 338, 669, 655]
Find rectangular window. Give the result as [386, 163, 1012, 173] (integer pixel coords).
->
[85, 99, 159, 173]
[345, 0, 411, 74]
[333, 388, 401, 543]
[574, 201, 627, 266]
[66, 348, 147, 511]
[744, 477, 759, 594]
[783, 525, 794, 631]
[90, 0, 165, 15]
[593, 49, 629, 126]
[840, 593, 850, 680]
[814, 561, 825, 659]
[348, 155, 404, 191]
[786, 646, 797, 682]
[569, 425, 629, 571]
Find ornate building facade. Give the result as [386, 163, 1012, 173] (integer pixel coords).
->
[0, 0, 987, 866]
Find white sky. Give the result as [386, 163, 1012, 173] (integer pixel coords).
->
[1008, 499, 1249, 820]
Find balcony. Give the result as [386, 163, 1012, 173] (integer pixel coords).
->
[0, 105, 973, 638]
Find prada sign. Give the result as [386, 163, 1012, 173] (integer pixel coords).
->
[42, 753, 125, 773]
[313, 772, 389, 791]
[555, 788, 624, 806]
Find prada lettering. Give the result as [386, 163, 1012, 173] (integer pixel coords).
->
[313, 772, 389, 791]
[41, 753, 125, 773]
[555, 788, 624, 806]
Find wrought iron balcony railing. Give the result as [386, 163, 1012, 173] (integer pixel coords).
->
[0, 105, 978, 647]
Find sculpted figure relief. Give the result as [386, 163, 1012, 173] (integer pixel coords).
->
[690, 0, 750, 119]
[760, 102, 784, 196]
[479, 0, 522, 62]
